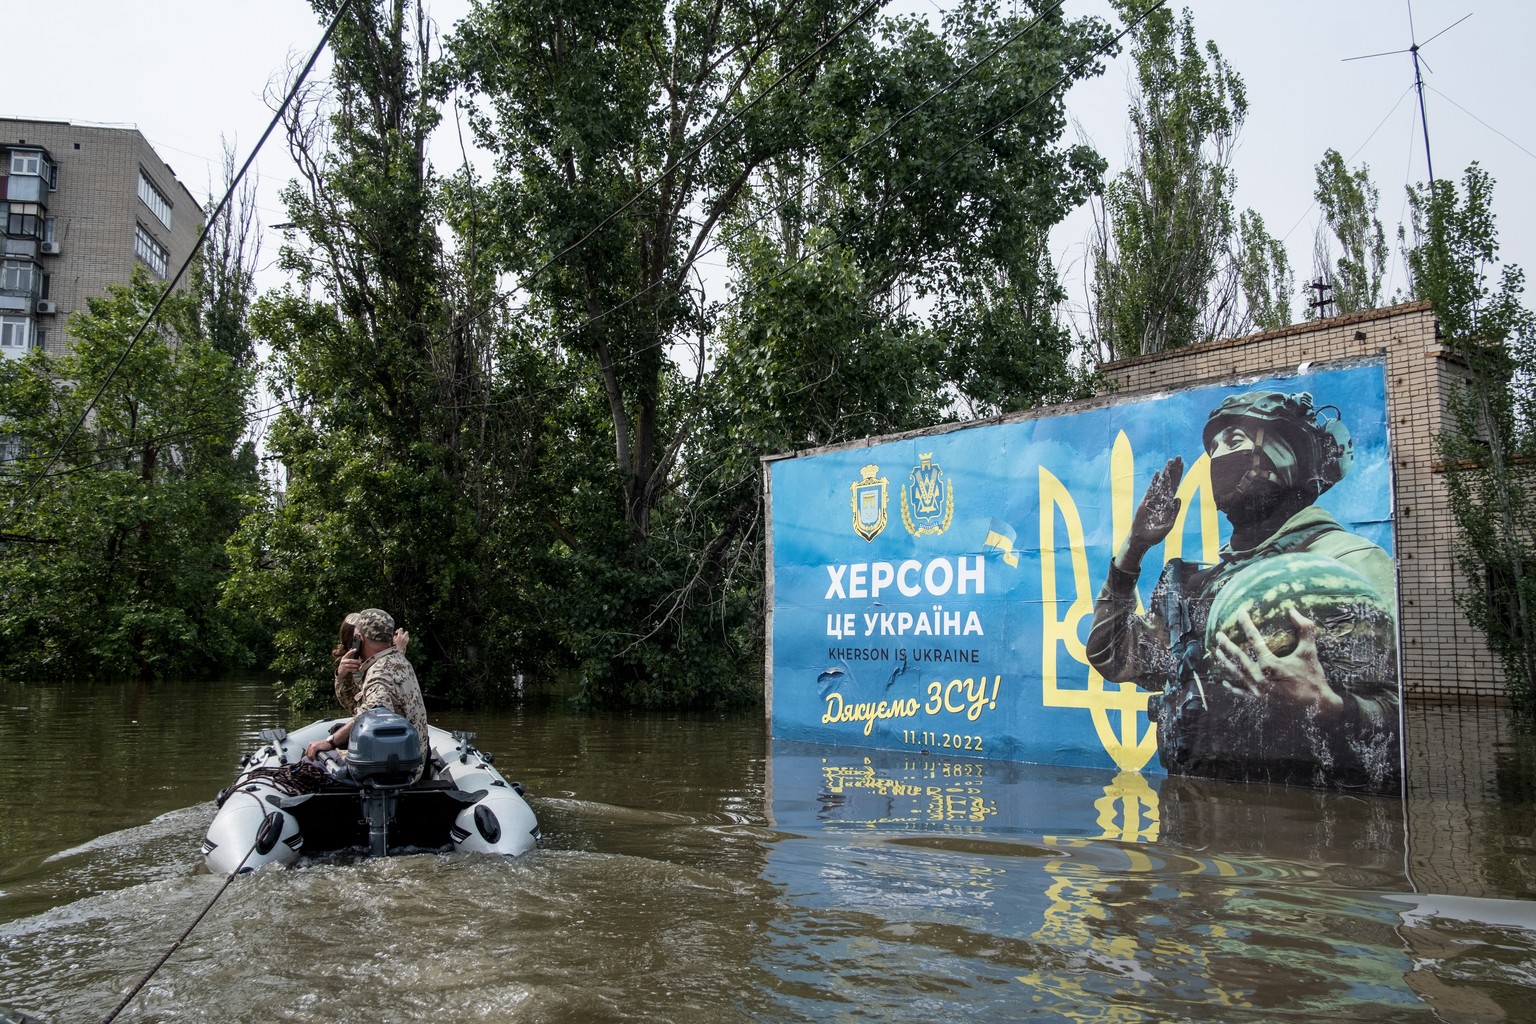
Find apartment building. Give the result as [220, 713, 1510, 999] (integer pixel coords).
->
[1, 118, 203, 361]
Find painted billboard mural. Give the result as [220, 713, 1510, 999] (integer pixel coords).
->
[766, 358, 1402, 793]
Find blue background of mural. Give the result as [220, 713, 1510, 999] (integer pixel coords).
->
[766, 359, 1396, 771]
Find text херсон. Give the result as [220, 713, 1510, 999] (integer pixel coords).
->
[824, 556, 985, 600]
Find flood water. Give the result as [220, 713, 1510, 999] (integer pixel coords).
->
[2, 678, 1535, 1023]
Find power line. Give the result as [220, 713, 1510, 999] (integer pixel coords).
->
[18, 0, 355, 504]
[316, 0, 1158, 423]
[328, 0, 1097, 420]
[19, 1, 1154, 483]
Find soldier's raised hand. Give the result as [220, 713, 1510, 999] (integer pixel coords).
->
[1128, 456, 1184, 555]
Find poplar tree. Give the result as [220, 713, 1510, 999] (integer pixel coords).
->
[1085, 1, 1290, 361]
[1312, 148, 1390, 317]
[1407, 164, 1536, 712]
[224, 0, 556, 703]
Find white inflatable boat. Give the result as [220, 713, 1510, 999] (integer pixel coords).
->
[202, 710, 539, 873]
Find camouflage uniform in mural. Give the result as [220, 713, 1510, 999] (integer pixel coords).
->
[1086, 391, 1401, 793]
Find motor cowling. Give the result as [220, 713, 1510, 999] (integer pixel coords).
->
[346, 707, 421, 789]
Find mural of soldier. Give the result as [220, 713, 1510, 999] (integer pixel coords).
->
[1086, 391, 1401, 792]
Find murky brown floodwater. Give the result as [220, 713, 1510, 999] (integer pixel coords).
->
[1, 678, 1534, 1023]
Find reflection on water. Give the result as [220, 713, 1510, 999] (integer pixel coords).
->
[765, 745, 1430, 1021]
[1, 679, 1534, 1022]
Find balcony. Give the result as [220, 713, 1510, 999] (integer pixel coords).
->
[0, 258, 43, 313]
[5, 174, 49, 206]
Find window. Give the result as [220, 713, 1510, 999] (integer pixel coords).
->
[134, 224, 169, 277]
[0, 259, 37, 294]
[0, 315, 32, 358]
[9, 151, 41, 176]
[5, 202, 44, 239]
[137, 170, 172, 228]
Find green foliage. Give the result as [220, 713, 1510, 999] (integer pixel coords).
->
[418, 0, 1112, 707]
[776, 1, 1111, 417]
[1236, 209, 1293, 332]
[223, 1, 561, 709]
[1312, 148, 1390, 316]
[0, 273, 259, 680]
[1408, 165, 1536, 713]
[1087, 2, 1289, 359]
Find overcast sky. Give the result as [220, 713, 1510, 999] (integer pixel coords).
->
[9, 0, 1534, 324]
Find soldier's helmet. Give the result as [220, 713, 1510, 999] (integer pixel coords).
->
[1201, 391, 1353, 497]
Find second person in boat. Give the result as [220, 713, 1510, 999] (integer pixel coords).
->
[304, 607, 429, 780]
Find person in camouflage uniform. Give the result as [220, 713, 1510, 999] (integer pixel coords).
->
[1085, 391, 1400, 793]
[331, 612, 410, 714]
[305, 608, 429, 780]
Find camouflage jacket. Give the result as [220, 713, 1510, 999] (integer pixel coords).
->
[352, 647, 429, 772]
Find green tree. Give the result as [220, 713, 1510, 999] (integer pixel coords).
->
[199, 140, 262, 367]
[1235, 209, 1293, 332]
[445, 0, 864, 705]
[1312, 148, 1390, 317]
[759, 1, 1111, 419]
[0, 273, 258, 680]
[1406, 164, 1536, 712]
[443, 0, 1112, 705]
[1086, 1, 1289, 360]
[224, 0, 556, 704]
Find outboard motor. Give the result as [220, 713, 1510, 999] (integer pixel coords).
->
[346, 708, 422, 855]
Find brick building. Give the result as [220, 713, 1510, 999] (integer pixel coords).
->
[1099, 299, 1498, 702]
[1, 118, 203, 361]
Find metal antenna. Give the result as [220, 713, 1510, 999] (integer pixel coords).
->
[1343, 3, 1473, 186]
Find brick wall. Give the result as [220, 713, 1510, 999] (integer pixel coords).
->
[1099, 301, 1503, 701]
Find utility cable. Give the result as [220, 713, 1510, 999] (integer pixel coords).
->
[288, 0, 1152, 424]
[428, 0, 1090, 414]
[21, 1, 1146, 484]
[21, 0, 355, 507]
[8, 0, 875, 486]
[98, 829, 265, 1024]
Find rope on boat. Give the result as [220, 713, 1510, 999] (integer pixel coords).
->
[244, 760, 328, 795]
[97, 824, 263, 1024]
[101, 759, 322, 1022]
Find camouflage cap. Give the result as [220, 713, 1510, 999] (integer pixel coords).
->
[351, 608, 395, 643]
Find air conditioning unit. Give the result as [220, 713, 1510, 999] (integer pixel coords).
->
[34, 299, 57, 314]
[39, 241, 62, 255]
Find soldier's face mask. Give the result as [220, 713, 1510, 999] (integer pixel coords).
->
[1209, 448, 1284, 524]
